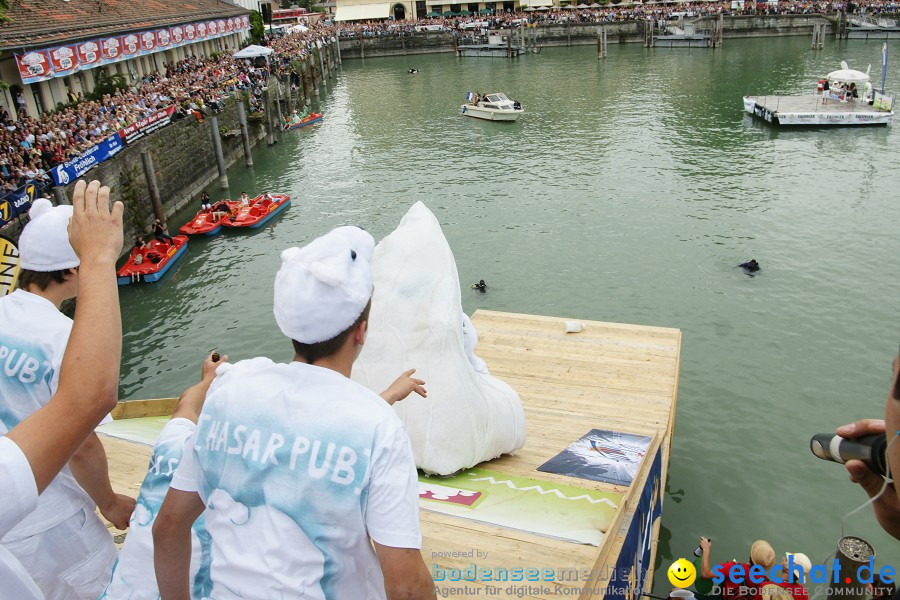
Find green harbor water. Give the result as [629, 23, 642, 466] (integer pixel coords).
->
[118, 35, 900, 582]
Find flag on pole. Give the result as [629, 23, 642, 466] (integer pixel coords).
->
[881, 42, 888, 96]
[466, 92, 474, 101]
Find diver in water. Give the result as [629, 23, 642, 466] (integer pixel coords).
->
[739, 259, 760, 273]
[408, 68, 418, 74]
[471, 279, 487, 292]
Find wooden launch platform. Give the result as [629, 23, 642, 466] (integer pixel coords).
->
[744, 95, 893, 126]
[103, 310, 682, 599]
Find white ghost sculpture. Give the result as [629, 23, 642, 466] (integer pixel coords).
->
[352, 202, 526, 475]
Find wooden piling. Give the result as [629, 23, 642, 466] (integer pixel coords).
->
[236, 100, 253, 168]
[207, 118, 229, 188]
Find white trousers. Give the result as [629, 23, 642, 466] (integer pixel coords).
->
[3, 507, 117, 600]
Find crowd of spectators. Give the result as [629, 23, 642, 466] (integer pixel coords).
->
[1, 25, 337, 203]
[336, 0, 900, 37]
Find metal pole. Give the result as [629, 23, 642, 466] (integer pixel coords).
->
[140, 151, 166, 220]
[236, 100, 253, 168]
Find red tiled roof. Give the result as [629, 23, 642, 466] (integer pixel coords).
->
[0, 0, 250, 50]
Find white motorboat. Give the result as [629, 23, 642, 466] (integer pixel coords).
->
[461, 93, 524, 122]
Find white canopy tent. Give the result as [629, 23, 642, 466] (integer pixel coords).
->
[232, 45, 275, 59]
[826, 68, 871, 84]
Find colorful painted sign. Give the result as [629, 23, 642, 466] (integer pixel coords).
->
[0, 236, 20, 297]
[418, 468, 622, 546]
[15, 17, 250, 84]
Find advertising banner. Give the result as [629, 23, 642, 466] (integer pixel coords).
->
[603, 448, 662, 600]
[48, 45, 78, 76]
[117, 106, 177, 145]
[156, 28, 171, 48]
[0, 182, 38, 228]
[101, 36, 123, 63]
[15, 50, 52, 85]
[140, 31, 157, 53]
[76, 40, 101, 68]
[50, 134, 124, 186]
[121, 33, 140, 57]
[14, 18, 248, 84]
[0, 236, 20, 298]
[171, 25, 185, 46]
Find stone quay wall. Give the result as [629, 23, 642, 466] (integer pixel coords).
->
[53, 98, 266, 247]
[338, 14, 836, 58]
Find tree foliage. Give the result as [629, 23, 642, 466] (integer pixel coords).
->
[88, 70, 128, 101]
[250, 10, 265, 44]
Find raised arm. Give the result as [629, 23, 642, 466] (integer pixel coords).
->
[6, 179, 124, 493]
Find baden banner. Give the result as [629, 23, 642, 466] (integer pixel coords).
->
[118, 106, 177, 145]
[603, 447, 663, 600]
[15, 17, 250, 84]
[0, 182, 38, 228]
[51, 133, 124, 186]
[0, 236, 19, 297]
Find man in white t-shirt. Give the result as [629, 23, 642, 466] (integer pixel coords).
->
[101, 352, 225, 600]
[0, 196, 135, 599]
[154, 226, 435, 600]
[1, 180, 124, 600]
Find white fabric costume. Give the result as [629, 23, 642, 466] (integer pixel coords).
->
[101, 418, 210, 600]
[352, 202, 526, 475]
[170, 359, 422, 600]
[0, 436, 43, 600]
[0, 198, 116, 600]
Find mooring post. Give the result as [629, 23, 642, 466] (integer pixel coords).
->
[140, 150, 167, 219]
[318, 43, 328, 82]
[335, 35, 342, 65]
[52, 186, 69, 205]
[301, 58, 311, 106]
[261, 89, 276, 146]
[236, 100, 253, 168]
[358, 32, 365, 59]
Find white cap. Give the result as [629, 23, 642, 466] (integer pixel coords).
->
[785, 552, 812, 582]
[19, 198, 79, 272]
[273, 226, 375, 344]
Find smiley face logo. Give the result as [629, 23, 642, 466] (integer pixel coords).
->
[667, 558, 696, 588]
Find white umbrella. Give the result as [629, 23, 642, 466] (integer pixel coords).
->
[826, 68, 870, 84]
[537, 5, 551, 9]
[524, 6, 536, 10]
[576, 3, 589, 7]
[589, 2, 601, 7]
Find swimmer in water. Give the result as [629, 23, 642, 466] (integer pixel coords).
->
[739, 259, 760, 273]
[471, 279, 487, 292]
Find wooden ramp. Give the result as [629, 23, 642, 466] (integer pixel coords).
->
[102, 310, 682, 600]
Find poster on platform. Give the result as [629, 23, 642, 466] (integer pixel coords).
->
[418, 468, 622, 546]
[537, 429, 653, 487]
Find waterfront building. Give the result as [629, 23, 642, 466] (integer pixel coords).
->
[0, 0, 251, 118]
